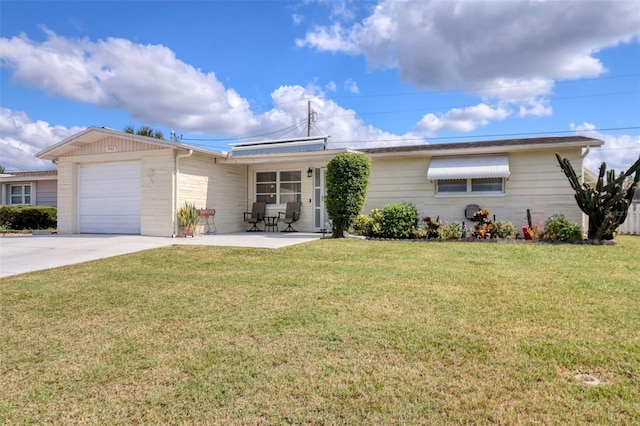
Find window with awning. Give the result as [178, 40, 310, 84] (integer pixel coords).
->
[428, 155, 509, 195]
[427, 155, 510, 180]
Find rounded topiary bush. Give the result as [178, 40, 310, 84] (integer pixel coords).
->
[326, 153, 371, 238]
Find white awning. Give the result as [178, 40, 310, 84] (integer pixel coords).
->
[427, 155, 510, 180]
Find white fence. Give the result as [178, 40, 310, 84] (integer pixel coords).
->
[619, 203, 640, 235]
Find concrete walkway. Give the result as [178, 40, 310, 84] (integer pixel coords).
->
[0, 232, 322, 278]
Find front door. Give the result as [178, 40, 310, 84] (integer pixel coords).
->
[313, 168, 330, 232]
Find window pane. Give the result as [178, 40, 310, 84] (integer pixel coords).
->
[256, 172, 276, 183]
[472, 178, 503, 192]
[25, 194, 31, 204]
[437, 179, 466, 193]
[280, 182, 301, 193]
[256, 194, 277, 204]
[11, 195, 22, 204]
[24, 186, 31, 195]
[256, 183, 276, 194]
[280, 193, 301, 204]
[11, 186, 22, 195]
[280, 171, 301, 182]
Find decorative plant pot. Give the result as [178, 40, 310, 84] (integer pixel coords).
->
[180, 225, 196, 237]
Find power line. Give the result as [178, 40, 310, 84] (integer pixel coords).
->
[181, 119, 308, 142]
[326, 90, 640, 119]
[265, 72, 640, 111]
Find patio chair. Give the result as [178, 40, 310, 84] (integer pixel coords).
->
[244, 202, 266, 232]
[278, 201, 301, 232]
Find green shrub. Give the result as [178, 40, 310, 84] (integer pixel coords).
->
[326, 153, 371, 238]
[439, 221, 466, 240]
[0, 205, 57, 230]
[353, 209, 383, 237]
[411, 228, 427, 239]
[353, 214, 374, 236]
[542, 214, 582, 241]
[490, 220, 518, 239]
[380, 202, 419, 239]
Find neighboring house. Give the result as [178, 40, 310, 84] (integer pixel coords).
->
[0, 170, 58, 207]
[35, 126, 603, 236]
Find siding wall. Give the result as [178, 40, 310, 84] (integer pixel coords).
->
[35, 180, 57, 207]
[364, 148, 585, 233]
[59, 136, 165, 157]
[56, 148, 176, 236]
[0, 179, 57, 207]
[56, 161, 77, 234]
[179, 153, 248, 234]
[247, 161, 326, 232]
[141, 152, 176, 236]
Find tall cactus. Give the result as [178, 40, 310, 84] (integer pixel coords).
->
[555, 153, 640, 240]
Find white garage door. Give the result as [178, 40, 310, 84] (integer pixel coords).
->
[79, 161, 141, 234]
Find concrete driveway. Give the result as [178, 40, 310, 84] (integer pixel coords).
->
[0, 233, 322, 278]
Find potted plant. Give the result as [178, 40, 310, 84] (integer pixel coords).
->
[177, 201, 199, 237]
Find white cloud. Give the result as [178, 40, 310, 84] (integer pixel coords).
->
[0, 30, 260, 135]
[415, 103, 510, 135]
[325, 81, 337, 92]
[298, 0, 640, 96]
[344, 78, 359, 94]
[265, 84, 422, 148]
[296, 23, 359, 53]
[0, 29, 425, 166]
[570, 122, 640, 173]
[292, 14, 304, 25]
[0, 108, 84, 171]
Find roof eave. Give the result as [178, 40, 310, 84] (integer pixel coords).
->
[222, 148, 347, 164]
[364, 138, 604, 159]
[36, 126, 227, 160]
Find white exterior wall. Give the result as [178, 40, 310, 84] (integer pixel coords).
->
[140, 151, 176, 236]
[179, 153, 248, 234]
[56, 160, 77, 234]
[364, 148, 585, 233]
[56, 148, 176, 236]
[246, 161, 326, 232]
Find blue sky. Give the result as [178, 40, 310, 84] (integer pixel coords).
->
[1, 0, 639, 172]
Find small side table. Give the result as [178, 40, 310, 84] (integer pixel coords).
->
[264, 216, 278, 232]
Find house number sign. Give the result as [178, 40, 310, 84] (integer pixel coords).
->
[106, 146, 117, 153]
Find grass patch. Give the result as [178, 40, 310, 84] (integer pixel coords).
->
[1, 236, 639, 424]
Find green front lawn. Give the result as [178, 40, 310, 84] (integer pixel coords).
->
[1, 237, 639, 424]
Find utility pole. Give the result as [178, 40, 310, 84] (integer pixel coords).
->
[307, 99, 317, 137]
[307, 99, 311, 137]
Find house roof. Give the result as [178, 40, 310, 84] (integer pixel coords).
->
[0, 170, 58, 182]
[361, 135, 604, 157]
[36, 127, 605, 164]
[36, 126, 227, 161]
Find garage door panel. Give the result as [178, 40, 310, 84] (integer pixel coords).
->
[79, 162, 141, 234]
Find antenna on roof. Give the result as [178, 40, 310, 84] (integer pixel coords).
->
[170, 131, 183, 143]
